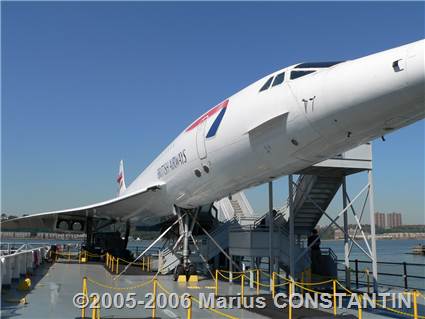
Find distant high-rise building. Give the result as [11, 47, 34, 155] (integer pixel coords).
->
[387, 212, 402, 228]
[375, 212, 386, 228]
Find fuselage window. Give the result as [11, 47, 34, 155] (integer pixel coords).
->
[290, 70, 315, 80]
[259, 76, 274, 92]
[272, 72, 285, 87]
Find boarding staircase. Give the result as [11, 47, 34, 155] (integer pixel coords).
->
[290, 174, 343, 234]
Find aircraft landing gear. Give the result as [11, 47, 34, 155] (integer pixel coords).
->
[173, 206, 199, 280]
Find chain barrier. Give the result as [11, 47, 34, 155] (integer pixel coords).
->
[336, 280, 424, 319]
[156, 278, 239, 319]
[105, 253, 153, 273]
[86, 276, 154, 291]
[80, 263, 424, 319]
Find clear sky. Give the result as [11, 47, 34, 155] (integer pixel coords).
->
[2, 2, 424, 225]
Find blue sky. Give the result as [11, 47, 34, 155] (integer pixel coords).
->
[2, 2, 424, 224]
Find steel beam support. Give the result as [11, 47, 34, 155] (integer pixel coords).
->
[368, 170, 379, 292]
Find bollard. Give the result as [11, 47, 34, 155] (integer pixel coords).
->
[333, 280, 337, 316]
[152, 278, 157, 318]
[357, 295, 362, 319]
[215, 270, 219, 297]
[413, 291, 418, 319]
[249, 270, 254, 289]
[272, 272, 275, 298]
[81, 277, 88, 319]
[365, 268, 370, 294]
[256, 269, 260, 295]
[187, 294, 192, 319]
[91, 295, 100, 319]
[116, 258, 119, 275]
[288, 280, 293, 319]
[241, 273, 245, 305]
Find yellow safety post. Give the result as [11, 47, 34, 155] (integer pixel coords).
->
[256, 269, 260, 295]
[68, 252, 71, 261]
[91, 294, 100, 319]
[215, 269, 219, 297]
[152, 278, 157, 318]
[241, 273, 245, 304]
[116, 258, 119, 275]
[148, 256, 151, 272]
[365, 268, 370, 294]
[105, 253, 108, 266]
[288, 279, 293, 319]
[272, 272, 275, 299]
[141, 257, 144, 271]
[81, 277, 88, 319]
[111, 257, 115, 273]
[187, 294, 192, 319]
[413, 290, 418, 319]
[357, 295, 362, 319]
[333, 280, 337, 316]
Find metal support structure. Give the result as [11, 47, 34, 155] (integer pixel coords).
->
[288, 175, 295, 279]
[268, 181, 274, 276]
[368, 170, 378, 292]
[342, 177, 351, 288]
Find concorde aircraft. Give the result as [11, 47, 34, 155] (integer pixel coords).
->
[2, 39, 424, 260]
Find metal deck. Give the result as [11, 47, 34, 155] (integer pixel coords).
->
[3, 259, 417, 319]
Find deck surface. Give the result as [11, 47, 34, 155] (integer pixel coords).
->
[1, 259, 421, 318]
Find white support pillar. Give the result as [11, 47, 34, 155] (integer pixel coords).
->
[368, 170, 378, 292]
[342, 177, 351, 289]
[288, 175, 295, 279]
[268, 181, 274, 280]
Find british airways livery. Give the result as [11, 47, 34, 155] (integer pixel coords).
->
[2, 40, 424, 259]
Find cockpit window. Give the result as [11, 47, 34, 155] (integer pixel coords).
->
[272, 72, 285, 87]
[295, 61, 343, 69]
[259, 76, 274, 92]
[290, 70, 316, 80]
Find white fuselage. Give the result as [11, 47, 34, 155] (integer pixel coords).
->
[123, 39, 425, 223]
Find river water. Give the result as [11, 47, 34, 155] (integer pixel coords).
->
[323, 239, 425, 290]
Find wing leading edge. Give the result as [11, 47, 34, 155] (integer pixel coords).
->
[1, 184, 165, 233]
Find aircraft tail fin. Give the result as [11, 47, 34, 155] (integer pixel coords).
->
[117, 160, 127, 196]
